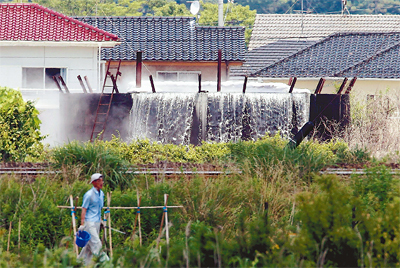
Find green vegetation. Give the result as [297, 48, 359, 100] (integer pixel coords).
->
[0, 87, 399, 266]
[0, 159, 398, 267]
[0, 87, 45, 162]
[1, 129, 399, 266]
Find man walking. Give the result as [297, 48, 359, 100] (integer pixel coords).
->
[78, 173, 109, 265]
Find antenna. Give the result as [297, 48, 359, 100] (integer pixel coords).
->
[190, 1, 200, 16]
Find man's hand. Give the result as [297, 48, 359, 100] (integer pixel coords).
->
[101, 220, 107, 229]
[78, 225, 85, 231]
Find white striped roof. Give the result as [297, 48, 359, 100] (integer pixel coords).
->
[249, 14, 400, 50]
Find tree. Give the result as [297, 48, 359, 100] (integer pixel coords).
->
[198, 1, 256, 46]
[152, 1, 192, 16]
[0, 87, 44, 162]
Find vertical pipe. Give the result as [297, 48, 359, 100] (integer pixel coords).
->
[198, 74, 202, 93]
[345, 77, 357, 94]
[58, 76, 70, 93]
[84, 76, 93, 93]
[242, 76, 248, 93]
[218, 0, 224, 26]
[77, 75, 87, 93]
[52, 76, 63, 93]
[217, 49, 222, 92]
[136, 51, 142, 88]
[149, 75, 156, 93]
[98, 45, 102, 92]
[337, 77, 348, 94]
[317, 78, 326, 94]
[289, 77, 297, 93]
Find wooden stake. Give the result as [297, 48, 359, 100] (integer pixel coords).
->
[157, 195, 169, 247]
[131, 196, 142, 243]
[7, 221, 12, 253]
[69, 195, 79, 257]
[164, 194, 170, 245]
[137, 191, 142, 246]
[107, 192, 113, 258]
[18, 218, 21, 256]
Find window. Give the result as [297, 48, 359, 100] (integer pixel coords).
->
[22, 68, 66, 89]
[157, 71, 200, 82]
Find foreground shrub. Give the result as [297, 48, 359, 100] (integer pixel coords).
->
[293, 174, 400, 267]
[0, 86, 45, 161]
[51, 140, 133, 190]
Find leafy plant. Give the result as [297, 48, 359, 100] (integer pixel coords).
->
[0, 86, 45, 162]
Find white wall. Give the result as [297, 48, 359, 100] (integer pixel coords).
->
[0, 46, 99, 91]
[0, 45, 100, 146]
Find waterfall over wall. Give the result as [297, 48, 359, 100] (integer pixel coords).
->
[130, 93, 196, 144]
[130, 92, 310, 145]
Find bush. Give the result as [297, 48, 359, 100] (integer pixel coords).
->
[51, 140, 133, 190]
[0, 86, 44, 161]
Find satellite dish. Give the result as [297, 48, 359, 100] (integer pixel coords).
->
[190, 1, 200, 15]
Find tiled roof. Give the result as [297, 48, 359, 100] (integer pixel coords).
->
[249, 14, 400, 50]
[76, 16, 246, 61]
[230, 39, 315, 77]
[0, 3, 119, 42]
[253, 32, 400, 79]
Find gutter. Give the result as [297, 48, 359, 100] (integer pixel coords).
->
[0, 41, 121, 48]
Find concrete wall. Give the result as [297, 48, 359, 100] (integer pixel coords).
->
[0, 46, 100, 90]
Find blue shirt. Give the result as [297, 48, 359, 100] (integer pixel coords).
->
[82, 187, 104, 223]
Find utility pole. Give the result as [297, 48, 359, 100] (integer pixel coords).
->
[218, 0, 224, 26]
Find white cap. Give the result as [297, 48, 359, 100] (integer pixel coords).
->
[90, 173, 103, 184]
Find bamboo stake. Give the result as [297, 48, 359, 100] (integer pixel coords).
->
[69, 195, 79, 257]
[57, 205, 183, 209]
[164, 194, 170, 245]
[7, 221, 12, 253]
[18, 218, 21, 256]
[107, 192, 113, 258]
[131, 196, 142, 243]
[157, 195, 169, 247]
[137, 191, 142, 246]
[103, 207, 108, 250]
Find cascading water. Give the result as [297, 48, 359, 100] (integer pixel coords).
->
[129, 88, 310, 145]
[206, 92, 310, 142]
[130, 93, 196, 144]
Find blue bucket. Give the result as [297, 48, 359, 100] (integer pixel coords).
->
[76, 230, 91, 247]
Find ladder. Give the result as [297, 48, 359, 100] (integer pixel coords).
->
[90, 60, 122, 142]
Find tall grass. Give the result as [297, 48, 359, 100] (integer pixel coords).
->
[343, 91, 400, 161]
[51, 140, 133, 190]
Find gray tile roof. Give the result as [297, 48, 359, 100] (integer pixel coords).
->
[250, 14, 400, 51]
[75, 16, 245, 61]
[230, 39, 315, 77]
[253, 32, 400, 79]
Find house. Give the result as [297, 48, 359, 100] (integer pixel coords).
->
[249, 14, 400, 51]
[0, 3, 119, 91]
[252, 32, 400, 94]
[232, 14, 400, 94]
[75, 16, 246, 91]
[0, 3, 120, 144]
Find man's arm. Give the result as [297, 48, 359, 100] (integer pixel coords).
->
[81, 207, 87, 226]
